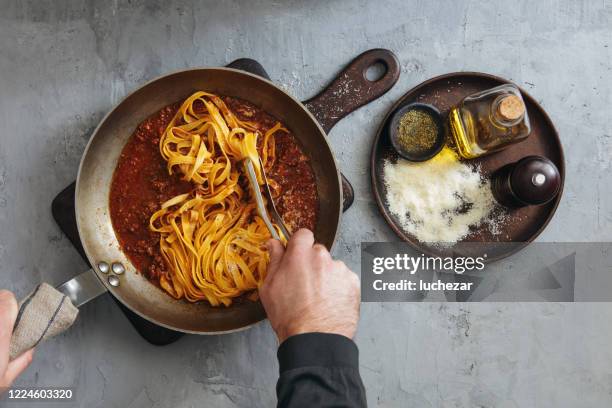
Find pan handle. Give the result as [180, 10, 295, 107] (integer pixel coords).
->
[303, 48, 400, 134]
[56, 268, 108, 307]
[8, 270, 107, 359]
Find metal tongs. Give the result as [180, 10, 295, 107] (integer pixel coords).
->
[242, 157, 291, 243]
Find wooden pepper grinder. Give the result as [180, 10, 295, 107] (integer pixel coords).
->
[491, 156, 561, 208]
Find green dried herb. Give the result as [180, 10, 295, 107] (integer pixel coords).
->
[397, 110, 437, 153]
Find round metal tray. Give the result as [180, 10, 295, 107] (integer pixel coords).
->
[371, 72, 565, 261]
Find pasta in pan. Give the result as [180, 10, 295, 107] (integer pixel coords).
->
[150, 92, 286, 306]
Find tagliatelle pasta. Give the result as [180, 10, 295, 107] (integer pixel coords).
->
[150, 92, 286, 306]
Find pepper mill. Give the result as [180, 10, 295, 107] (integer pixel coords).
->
[491, 156, 561, 208]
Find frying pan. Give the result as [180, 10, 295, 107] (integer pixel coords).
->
[18, 50, 400, 336]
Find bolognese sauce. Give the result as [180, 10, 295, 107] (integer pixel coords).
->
[109, 96, 319, 284]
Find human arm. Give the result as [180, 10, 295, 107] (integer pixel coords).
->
[260, 229, 366, 408]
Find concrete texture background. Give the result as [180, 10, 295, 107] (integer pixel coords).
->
[0, 0, 611, 407]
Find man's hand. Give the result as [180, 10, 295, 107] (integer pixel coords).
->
[0, 290, 34, 391]
[260, 229, 360, 344]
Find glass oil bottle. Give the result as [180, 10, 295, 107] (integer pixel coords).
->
[449, 84, 531, 159]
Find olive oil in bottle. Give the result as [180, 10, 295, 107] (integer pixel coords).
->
[449, 84, 531, 159]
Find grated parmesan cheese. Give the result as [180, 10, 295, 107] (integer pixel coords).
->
[383, 147, 501, 244]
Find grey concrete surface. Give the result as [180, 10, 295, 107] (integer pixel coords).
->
[0, 0, 611, 407]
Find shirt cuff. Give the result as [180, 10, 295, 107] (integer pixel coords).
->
[277, 332, 359, 374]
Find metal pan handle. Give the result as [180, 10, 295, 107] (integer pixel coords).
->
[56, 268, 108, 307]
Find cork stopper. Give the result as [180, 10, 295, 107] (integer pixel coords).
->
[497, 94, 525, 121]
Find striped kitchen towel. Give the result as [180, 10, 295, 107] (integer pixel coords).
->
[9, 283, 78, 359]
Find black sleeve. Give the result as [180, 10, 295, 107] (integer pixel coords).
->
[276, 333, 367, 408]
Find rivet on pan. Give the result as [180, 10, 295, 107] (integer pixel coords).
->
[111, 262, 125, 275]
[108, 275, 120, 287]
[97, 262, 110, 274]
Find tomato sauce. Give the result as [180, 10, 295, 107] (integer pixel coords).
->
[109, 96, 319, 283]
